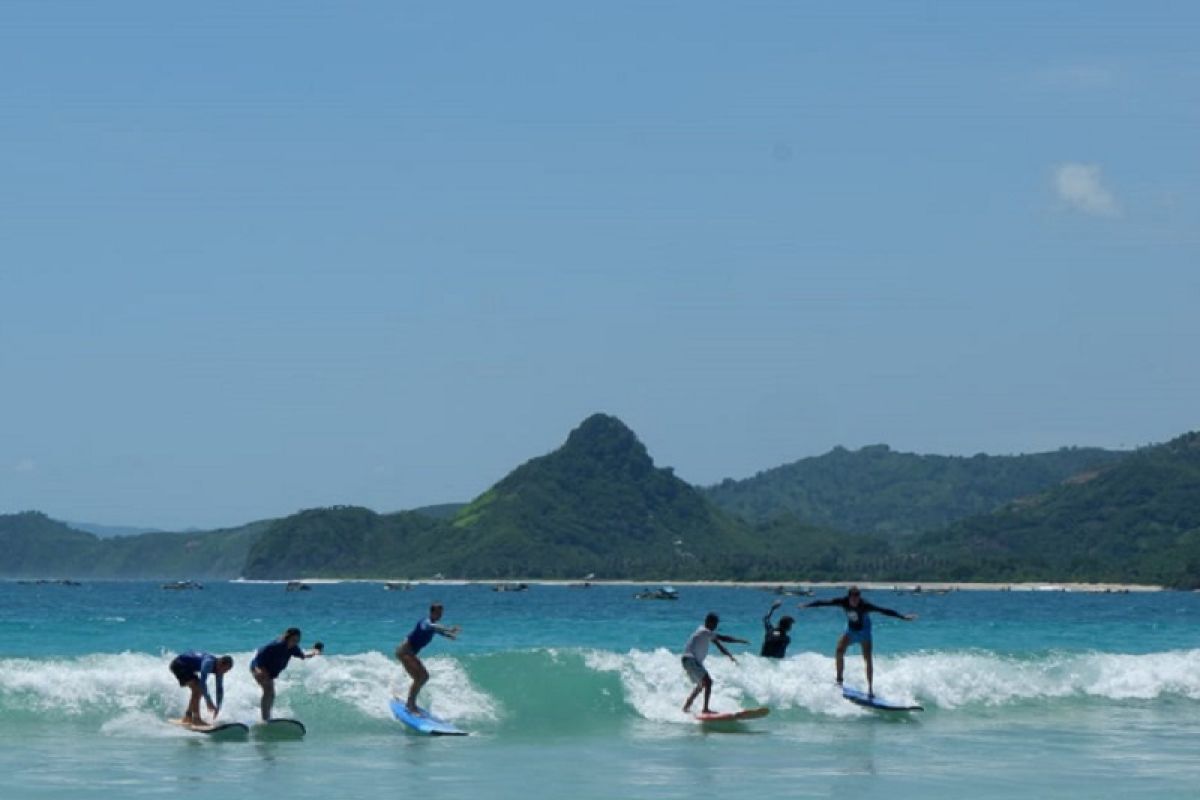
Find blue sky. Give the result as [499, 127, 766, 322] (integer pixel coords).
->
[2, 2, 1197, 529]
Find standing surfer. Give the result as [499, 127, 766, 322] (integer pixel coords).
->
[250, 627, 324, 721]
[396, 602, 461, 714]
[681, 612, 749, 714]
[800, 586, 916, 697]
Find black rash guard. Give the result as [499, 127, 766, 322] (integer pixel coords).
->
[806, 596, 904, 631]
[760, 612, 791, 658]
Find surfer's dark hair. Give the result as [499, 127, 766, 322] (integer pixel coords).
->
[218, 655, 234, 668]
[704, 612, 720, 628]
[284, 627, 302, 639]
[779, 616, 794, 630]
[430, 603, 443, 612]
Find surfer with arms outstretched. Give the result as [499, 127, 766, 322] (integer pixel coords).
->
[800, 586, 916, 697]
[396, 602, 460, 714]
[681, 612, 748, 714]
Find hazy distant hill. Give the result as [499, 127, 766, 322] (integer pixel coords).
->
[0, 512, 99, 576]
[66, 521, 165, 538]
[914, 432, 1200, 588]
[0, 511, 274, 579]
[705, 444, 1127, 535]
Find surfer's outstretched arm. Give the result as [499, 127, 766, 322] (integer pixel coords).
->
[862, 602, 917, 621]
[764, 600, 781, 631]
[431, 623, 461, 640]
[801, 598, 840, 609]
[714, 640, 737, 663]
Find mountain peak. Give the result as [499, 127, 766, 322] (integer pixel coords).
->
[560, 413, 653, 472]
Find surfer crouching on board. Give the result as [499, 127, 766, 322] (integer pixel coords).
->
[169, 650, 233, 725]
[250, 627, 324, 721]
[800, 586, 916, 697]
[760, 600, 794, 659]
[395, 603, 461, 714]
[681, 612, 748, 714]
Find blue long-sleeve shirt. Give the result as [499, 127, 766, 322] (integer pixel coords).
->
[177, 651, 224, 708]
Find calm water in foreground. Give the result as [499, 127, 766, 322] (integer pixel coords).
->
[2, 581, 1198, 799]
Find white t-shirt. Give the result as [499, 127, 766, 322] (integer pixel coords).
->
[683, 626, 717, 663]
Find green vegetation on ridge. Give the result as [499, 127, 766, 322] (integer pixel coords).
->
[2, 417, 1196, 587]
[705, 444, 1126, 534]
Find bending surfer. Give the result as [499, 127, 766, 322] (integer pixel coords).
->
[250, 627, 324, 721]
[169, 650, 233, 726]
[801, 586, 916, 697]
[395, 602, 460, 714]
[681, 612, 748, 714]
[760, 599, 794, 659]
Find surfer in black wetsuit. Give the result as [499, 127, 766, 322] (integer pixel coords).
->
[800, 586, 916, 697]
[250, 627, 324, 721]
[760, 600, 793, 659]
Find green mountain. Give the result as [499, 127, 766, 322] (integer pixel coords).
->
[4, 419, 1196, 586]
[913, 432, 1200, 588]
[0, 512, 99, 576]
[242, 506, 445, 579]
[0, 511, 274, 579]
[705, 444, 1127, 535]
[241, 415, 826, 580]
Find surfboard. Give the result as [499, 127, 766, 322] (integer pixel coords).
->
[842, 686, 923, 712]
[251, 718, 307, 740]
[389, 698, 468, 736]
[170, 719, 250, 740]
[695, 707, 770, 723]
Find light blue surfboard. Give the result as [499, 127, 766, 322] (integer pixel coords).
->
[842, 686, 923, 712]
[389, 698, 468, 736]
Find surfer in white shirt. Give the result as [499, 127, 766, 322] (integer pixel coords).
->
[681, 612, 748, 714]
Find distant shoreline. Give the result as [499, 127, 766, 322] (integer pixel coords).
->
[234, 578, 1167, 593]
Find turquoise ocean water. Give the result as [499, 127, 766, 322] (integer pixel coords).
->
[2, 581, 1199, 799]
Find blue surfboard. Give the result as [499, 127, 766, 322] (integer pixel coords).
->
[842, 686, 923, 712]
[389, 698, 468, 736]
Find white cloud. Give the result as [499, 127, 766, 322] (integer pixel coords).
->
[1053, 163, 1120, 217]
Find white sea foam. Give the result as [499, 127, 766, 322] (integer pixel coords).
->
[0, 651, 499, 725]
[583, 648, 1200, 717]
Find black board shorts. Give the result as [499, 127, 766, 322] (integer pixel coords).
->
[170, 657, 199, 687]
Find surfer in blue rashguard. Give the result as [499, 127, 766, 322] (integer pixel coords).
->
[250, 627, 324, 721]
[169, 651, 233, 725]
[395, 603, 461, 714]
[801, 586, 916, 697]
